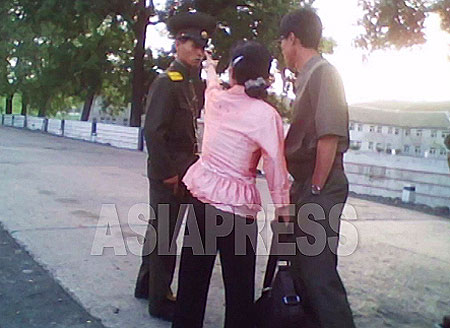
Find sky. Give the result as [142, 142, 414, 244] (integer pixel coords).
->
[146, 0, 450, 104]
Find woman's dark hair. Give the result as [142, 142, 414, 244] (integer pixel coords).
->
[230, 40, 272, 99]
[280, 8, 322, 50]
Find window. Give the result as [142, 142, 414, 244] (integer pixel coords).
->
[368, 142, 374, 150]
[349, 140, 362, 150]
[416, 129, 422, 137]
[405, 129, 410, 136]
[415, 146, 421, 154]
[358, 124, 363, 132]
[388, 127, 393, 134]
[349, 122, 354, 130]
[431, 130, 437, 138]
[386, 143, 392, 151]
[369, 125, 375, 132]
[440, 148, 447, 155]
[394, 128, 399, 135]
[376, 143, 384, 152]
[404, 145, 410, 153]
[377, 126, 382, 133]
[429, 148, 436, 155]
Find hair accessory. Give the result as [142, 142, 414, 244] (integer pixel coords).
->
[244, 77, 267, 90]
[232, 55, 244, 67]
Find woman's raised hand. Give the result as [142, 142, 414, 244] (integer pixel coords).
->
[204, 50, 218, 70]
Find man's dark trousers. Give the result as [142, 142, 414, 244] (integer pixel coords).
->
[289, 165, 355, 328]
[135, 179, 186, 310]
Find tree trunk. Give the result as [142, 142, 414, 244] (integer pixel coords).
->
[38, 97, 48, 117]
[129, 0, 152, 127]
[5, 94, 13, 114]
[21, 93, 28, 116]
[38, 107, 46, 117]
[81, 90, 95, 121]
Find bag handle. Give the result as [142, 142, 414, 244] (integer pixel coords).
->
[262, 221, 292, 290]
[262, 246, 278, 290]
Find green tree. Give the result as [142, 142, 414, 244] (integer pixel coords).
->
[356, 0, 450, 51]
[168, 0, 314, 70]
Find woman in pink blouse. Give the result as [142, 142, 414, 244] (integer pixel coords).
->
[173, 41, 290, 328]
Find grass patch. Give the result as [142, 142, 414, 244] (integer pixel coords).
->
[0, 94, 81, 119]
[0, 94, 23, 114]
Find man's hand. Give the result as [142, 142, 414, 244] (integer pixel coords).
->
[311, 135, 339, 189]
[163, 175, 179, 195]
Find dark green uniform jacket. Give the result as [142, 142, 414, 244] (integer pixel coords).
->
[144, 60, 204, 181]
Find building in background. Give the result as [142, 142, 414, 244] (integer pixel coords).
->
[348, 106, 450, 159]
[88, 97, 131, 126]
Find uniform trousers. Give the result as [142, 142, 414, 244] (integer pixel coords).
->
[135, 179, 187, 310]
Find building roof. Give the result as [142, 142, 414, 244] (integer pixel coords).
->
[351, 100, 450, 112]
[349, 106, 450, 129]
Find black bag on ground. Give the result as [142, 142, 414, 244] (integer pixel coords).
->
[254, 242, 306, 328]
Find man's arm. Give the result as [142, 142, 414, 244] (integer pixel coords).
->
[311, 135, 339, 189]
[312, 64, 348, 190]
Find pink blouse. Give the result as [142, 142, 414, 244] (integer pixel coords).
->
[182, 64, 290, 217]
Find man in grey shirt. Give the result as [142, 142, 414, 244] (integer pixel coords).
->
[279, 8, 355, 328]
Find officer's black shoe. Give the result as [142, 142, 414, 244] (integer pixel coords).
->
[148, 299, 175, 322]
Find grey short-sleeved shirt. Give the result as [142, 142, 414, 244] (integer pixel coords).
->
[285, 55, 349, 170]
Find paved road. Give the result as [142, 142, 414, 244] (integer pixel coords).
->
[0, 125, 449, 328]
[0, 222, 105, 328]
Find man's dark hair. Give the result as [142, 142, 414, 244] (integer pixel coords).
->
[230, 40, 272, 99]
[280, 8, 322, 50]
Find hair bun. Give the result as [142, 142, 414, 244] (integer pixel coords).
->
[244, 77, 268, 99]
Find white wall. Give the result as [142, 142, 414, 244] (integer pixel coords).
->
[47, 119, 63, 136]
[95, 123, 140, 150]
[26, 116, 45, 131]
[344, 151, 450, 208]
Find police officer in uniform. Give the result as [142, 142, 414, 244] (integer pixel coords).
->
[134, 11, 216, 321]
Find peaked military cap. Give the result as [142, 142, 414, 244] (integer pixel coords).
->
[167, 12, 216, 48]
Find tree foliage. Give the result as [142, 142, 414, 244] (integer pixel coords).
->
[0, 0, 155, 121]
[356, 0, 450, 51]
[1, 0, 449, 123]
[168, 0, 315, 70]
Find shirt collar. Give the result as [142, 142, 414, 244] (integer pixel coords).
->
[170, 60, 199, 80]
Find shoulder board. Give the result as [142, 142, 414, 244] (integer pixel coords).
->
[167, 71, 184, 82]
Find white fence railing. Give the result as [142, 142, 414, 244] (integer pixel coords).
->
[26, 116, 45, 130]
[95, 123, 140, 150]
[3, 114, 13, 126]
[13, 115, 26, 128]
[47, 119, 63, 136]
[0, 114, 144, 151]
[63, 120, 93, 141]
